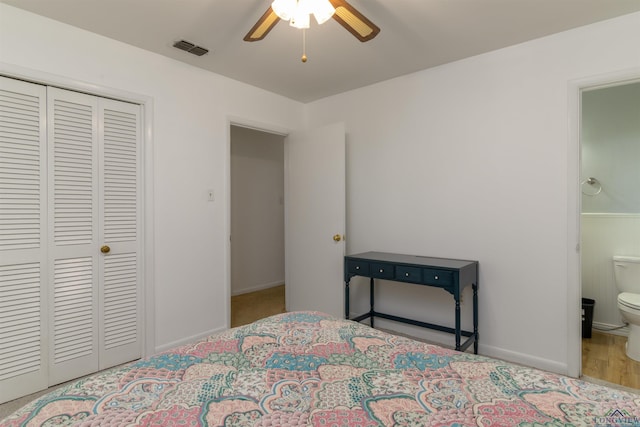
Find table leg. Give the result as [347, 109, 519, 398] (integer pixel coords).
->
[370, 277, 375, 328]
[473, 282, 478, 354]
[455, 297, 461, 351]
[345, 280, 350, 319]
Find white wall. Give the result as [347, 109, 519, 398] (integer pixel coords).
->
[0, 4, 304, 352]
[230, 126, 284, 295]
[305, 12, 640, 373]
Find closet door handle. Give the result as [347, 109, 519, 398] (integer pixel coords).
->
[100, 245, 111, 254]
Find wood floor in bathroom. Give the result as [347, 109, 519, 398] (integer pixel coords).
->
[582, 331, 640, 389]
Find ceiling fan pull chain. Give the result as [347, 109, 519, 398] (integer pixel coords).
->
[301, 29, 308, 63]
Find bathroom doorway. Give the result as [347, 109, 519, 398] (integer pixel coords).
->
[579, 79, 640, 387]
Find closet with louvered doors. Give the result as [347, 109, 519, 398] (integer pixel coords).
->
[0, 76, 143, 403]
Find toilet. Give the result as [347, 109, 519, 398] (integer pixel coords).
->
[613, 255, 640, 361]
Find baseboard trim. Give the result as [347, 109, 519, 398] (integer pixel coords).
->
[155, 326, 227, 354]
[231, 281, 284, 296]
[354, 317, 568, 376]
[480, 344, 568, 376]
[592, 321, 629, 337]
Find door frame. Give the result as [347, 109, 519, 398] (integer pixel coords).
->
[566, 67, 640, 378]
[0, 62, 156, 357]
[225, 117, 291, 327]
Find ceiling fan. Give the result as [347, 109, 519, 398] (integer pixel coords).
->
[244, 0, 380, 43]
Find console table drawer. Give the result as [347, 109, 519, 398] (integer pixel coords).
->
[346, 260, 370, 276]
[371, 263, 394, 279]
[422, 268, 453, 286]
[395, 266, 421, 282]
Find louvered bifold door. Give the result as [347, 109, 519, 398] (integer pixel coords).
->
[0, 77, 48, 403]
[47, 87, 100, 386]
[98, 98, 142, 369]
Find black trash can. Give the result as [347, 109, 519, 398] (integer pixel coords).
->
[582, 298, 595, 339]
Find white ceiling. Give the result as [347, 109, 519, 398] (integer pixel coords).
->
[3, 0, 640, 102]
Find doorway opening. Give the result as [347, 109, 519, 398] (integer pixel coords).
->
[230, 125, 286, 326]
[571, 75, 640, 387]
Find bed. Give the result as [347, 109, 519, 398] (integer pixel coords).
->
[2, 311, 638, 426]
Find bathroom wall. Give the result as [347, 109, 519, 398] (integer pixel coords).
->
[581, 82, 640, 330]
[582, 214, 640, 329]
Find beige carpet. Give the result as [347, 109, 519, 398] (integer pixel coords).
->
[0, 364, 129, 421]
[0, 384, 64, 420]
[231, 284, 286, 327]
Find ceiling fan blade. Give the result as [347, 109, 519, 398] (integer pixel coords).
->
[244, 6, 280, 42]
[329, 0, 380, 42]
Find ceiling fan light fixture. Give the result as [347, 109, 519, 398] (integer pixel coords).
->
[245, 0, 377, 44]
[272, 0, 296, 20]
[312, 0, 335, 24]
[271, 0, 335, 28]
[290, 4, 311, 29]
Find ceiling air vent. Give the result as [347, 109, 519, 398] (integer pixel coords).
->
[173, 39, 209, 57]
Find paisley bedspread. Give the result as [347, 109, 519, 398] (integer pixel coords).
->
[2, 311, 639, 426]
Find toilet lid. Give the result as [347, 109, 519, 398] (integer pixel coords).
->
[619, 292, 640, 309]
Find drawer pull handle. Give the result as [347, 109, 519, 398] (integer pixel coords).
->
[355, 266, 360, 270]
[379, 269, 384, 273]
[435, 276, 439, 280]
[405, 272, 409, 277]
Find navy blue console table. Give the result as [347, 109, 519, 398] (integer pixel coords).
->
[344, 251, 479, 354]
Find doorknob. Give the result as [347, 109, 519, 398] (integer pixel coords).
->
[333, 234, 342, 242]
[100, 245, 111, 254]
